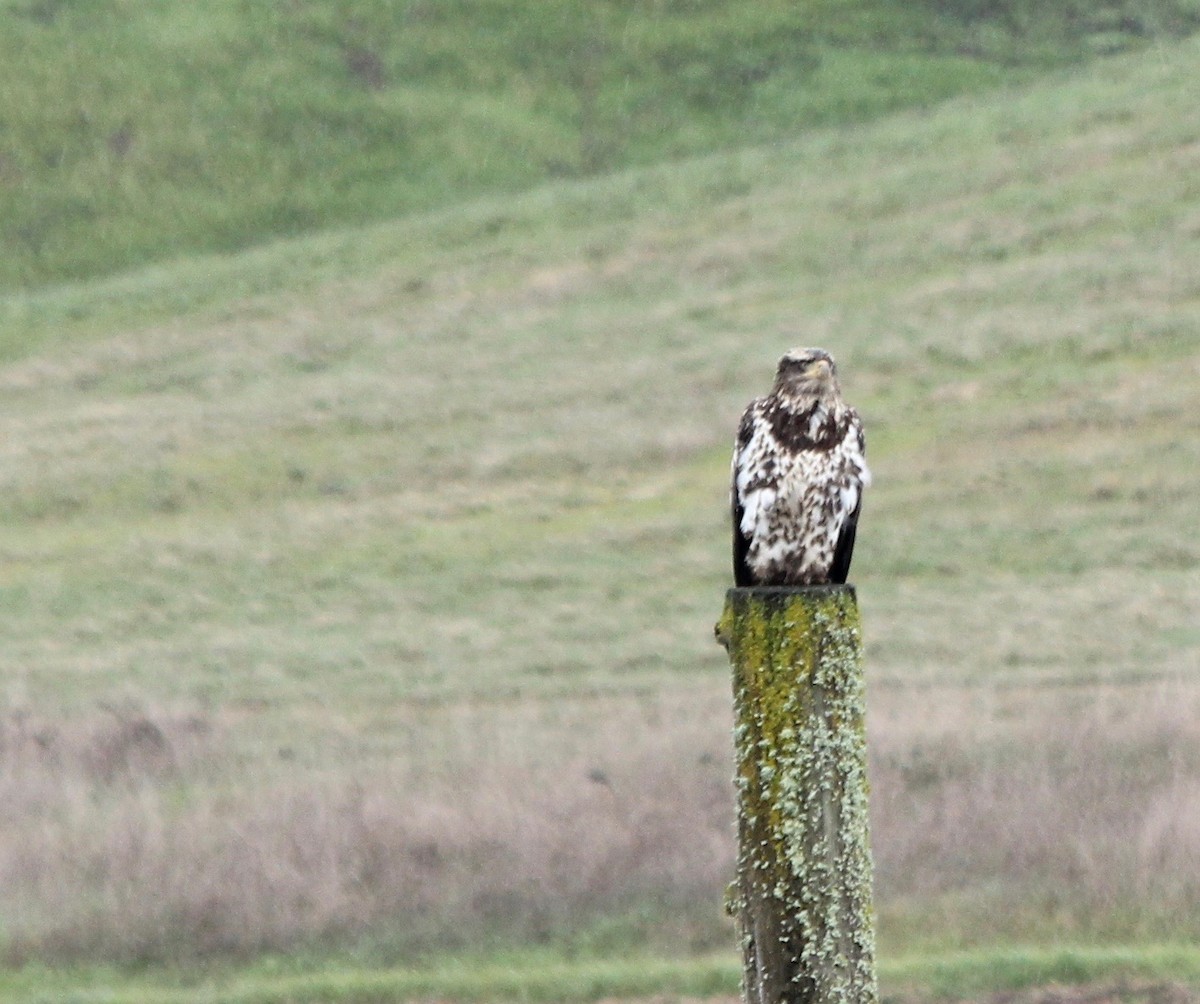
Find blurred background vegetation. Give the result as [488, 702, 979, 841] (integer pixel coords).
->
[2, 0, 1199, 288]
[1, 2, 1199, 1001]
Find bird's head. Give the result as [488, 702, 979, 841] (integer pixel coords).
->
[773, 347, 842, 405]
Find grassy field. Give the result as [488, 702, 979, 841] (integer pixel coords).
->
[1, 25, 1199, 1004]
[3, 945, 1200, 1004]
[2, 0, 1199, 288]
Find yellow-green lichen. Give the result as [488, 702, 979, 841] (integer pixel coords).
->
[718, 586, 877, 1004]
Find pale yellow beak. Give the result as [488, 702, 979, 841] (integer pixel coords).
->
[805, 358, 833, 381]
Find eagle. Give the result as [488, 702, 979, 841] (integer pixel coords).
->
[731, 348, 870, 587]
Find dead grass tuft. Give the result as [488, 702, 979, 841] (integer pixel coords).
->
[0, 705, 211, 792]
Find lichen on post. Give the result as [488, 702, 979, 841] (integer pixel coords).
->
[715, 585, 877, 1004]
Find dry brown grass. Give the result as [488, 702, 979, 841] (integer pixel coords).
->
[0, 690, 736, 963]
[2, 677, 1198, 964]
[870, 678, 1200, 947]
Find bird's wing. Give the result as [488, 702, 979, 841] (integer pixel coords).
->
[828, 494, 860, 585]
[829, 411, 869, 585]
[732, 491, 753, 586]
[731, 406, 757, 587]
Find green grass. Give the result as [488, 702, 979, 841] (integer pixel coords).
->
[0, 23, 1199, 999]
[2, 0, 1198, 288]
[0, 953, 741, 1004]
[887, 945, 1200, 999]
[3, 945, 1199, 1003]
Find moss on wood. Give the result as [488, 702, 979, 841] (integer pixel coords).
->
[716, 585, 877, 1004]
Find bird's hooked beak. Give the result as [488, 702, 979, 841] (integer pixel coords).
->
[806, 357, 833, 383]
[773, 348, 840, 398]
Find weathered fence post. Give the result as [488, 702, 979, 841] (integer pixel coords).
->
[715, 585, 877, 1004]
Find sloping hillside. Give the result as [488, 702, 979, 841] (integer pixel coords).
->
[0, 32, 1197, 975]
[1, 0, 1197, 287]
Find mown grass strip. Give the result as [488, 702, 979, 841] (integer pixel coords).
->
[0, 954, 739, 1004]
[3, 945, 1199, 1004]
[885, 944, 1200, 998]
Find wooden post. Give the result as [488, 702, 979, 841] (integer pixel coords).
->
[715, 585, 877, 1004]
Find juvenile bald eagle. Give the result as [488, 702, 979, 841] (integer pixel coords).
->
[731, 348, 870, 587]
